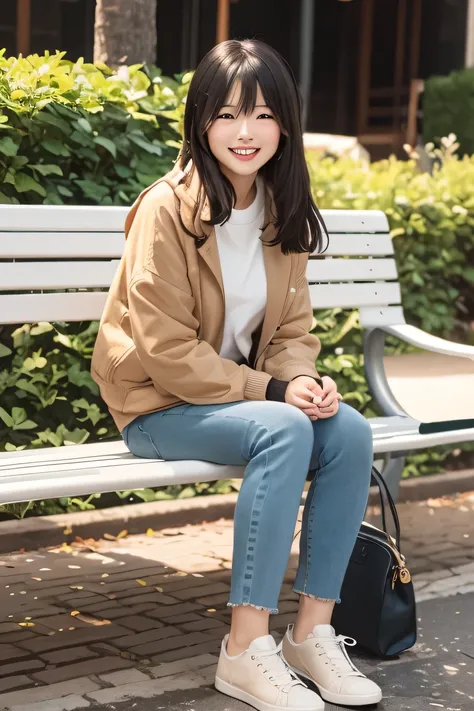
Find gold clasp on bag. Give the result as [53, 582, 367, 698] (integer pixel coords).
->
[391, 563, 412, 589]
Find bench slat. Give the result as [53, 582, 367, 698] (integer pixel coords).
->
[359, 306, 406, 327]
[309, 282, 401, 309]
[0, 205, 389, 234]
[318, 209, 389, 233]
[0, 232, 393, 261]
[0, 292, 108, 324]
[0, 261, 119, 290]
[0, 258, 398, 291]
[0, 233, 124, 258]
[307, 258, 397, 282]
[0, 205, 128, 232]
[316, 233, 393, 256]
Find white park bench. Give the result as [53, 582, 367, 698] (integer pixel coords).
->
[0, 205, 473, 507]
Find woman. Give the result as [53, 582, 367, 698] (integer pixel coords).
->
[91, 39, 382, 711]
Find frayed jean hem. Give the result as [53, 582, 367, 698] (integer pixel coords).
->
[227, 601, 279, 615]
[294, 589, 341, 605]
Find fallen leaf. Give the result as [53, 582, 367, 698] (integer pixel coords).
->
[69, 585, 83, 590]
[103, 533, 117, 541]
[207, 608, 216, 613]
[18, 622, 35, 627]
[155, 587, 164, 593]
[117, 529, 128, 539]
[31, 577, 42, 582]
[174, 572, 187, 577]
[63, 526, 73, 535]
[70, 611, 81, 617]
[101, 573, 109, 578]
[146, 528, 155, 536]
[75, 613, 111, 626]
[136, 579, 147, 586]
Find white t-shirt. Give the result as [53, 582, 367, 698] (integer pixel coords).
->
[216, 177, 267, 364]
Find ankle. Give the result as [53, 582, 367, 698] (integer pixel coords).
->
[293, 595, 335, 644]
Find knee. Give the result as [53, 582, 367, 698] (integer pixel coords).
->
[325, 403, 373, 458]
[246, 402, 314, 456]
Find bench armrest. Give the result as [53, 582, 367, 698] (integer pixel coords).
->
[363, 323, 474, 418]
[382, 324, 474, 360]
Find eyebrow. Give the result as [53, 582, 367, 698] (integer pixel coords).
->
[221, 104, 269, 108]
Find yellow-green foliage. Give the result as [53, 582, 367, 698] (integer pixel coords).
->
[0, 50, 189, 205]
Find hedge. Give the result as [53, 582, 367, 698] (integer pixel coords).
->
[423, 67, 474, 156]
[0, 52, 473, 519]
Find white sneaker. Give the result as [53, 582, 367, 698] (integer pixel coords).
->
[282, 624, 382, 706]
[215, 633, 325, 711]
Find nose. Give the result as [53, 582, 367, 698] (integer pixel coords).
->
[237, 115, 253, 141]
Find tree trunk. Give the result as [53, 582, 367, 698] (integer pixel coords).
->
[94, 0, 157, 67]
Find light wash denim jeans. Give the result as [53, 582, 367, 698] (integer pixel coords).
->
[122, 401, 373, 614]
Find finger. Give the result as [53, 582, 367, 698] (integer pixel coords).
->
[302, 407, 320, 417]
[316, 404, 339, 418]
[291, 394, 321, 409]
[309, 415, 319, 421]
[318, 393, 338, 408]
[321, 377, 337, 392]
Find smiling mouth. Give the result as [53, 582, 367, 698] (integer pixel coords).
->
[229, 148, 260, 155]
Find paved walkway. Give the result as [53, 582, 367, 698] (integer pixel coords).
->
[0, 491, 473, 711]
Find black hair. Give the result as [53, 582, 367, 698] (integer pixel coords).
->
[179, 39, 328, 255]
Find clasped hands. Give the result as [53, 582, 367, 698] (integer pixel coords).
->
[285, 375, 342, 421]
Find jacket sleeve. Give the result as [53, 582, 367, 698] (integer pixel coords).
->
[262, 253, 321, 381]
[127, 196, 271, 404]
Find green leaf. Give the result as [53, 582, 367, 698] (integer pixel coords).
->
[43, 139, 70, 156]
[93, 136, 117, 157]
[0, 136, 19, 157]
[77, 117, 93, 133]
[0, 407, 13, 428]
[0, 343, 12, 358]
[57, 184, 74, 197]
[29, 164, 63, 177]
[36, 112, 70, 134]
[128, 133, 163, 155]
[14, 173, 47, 196]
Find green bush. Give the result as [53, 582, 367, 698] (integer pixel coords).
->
[0, 50, 188, 205]
[423, 67, 474, 155]
[1, 51, 473, 519]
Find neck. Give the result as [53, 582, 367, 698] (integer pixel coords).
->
[220, 165, 258, 209]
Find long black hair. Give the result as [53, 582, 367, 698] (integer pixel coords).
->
[179, 39, 328, 255]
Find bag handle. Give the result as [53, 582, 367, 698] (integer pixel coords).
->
[370, 466, 402, 553]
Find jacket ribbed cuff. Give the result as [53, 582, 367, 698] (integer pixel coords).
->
[266, 377, 289, 402]
[244, 370, 273, 401]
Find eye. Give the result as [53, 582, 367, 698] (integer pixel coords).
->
[257, 113, 274, 119]
[217, 113, 234, 119]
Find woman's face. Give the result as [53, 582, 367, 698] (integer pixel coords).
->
[206, 81, 281, 180]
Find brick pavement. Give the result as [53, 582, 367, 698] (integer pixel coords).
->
[0, 491, 473, 710]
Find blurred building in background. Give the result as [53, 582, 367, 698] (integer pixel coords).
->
[3, 0, 473, 157]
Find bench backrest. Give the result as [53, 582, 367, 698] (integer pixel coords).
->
[0, 205, 404, 329]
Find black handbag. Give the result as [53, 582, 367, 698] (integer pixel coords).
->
[331, 466, 417, 658]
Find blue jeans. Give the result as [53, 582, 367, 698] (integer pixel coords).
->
[122, 401, 373, 613]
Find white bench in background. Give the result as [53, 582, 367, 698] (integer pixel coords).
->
[0, 205, 473, 506]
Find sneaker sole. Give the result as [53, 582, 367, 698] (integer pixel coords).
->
[284, 664, 382, 707]
[215, 676, 324, 711]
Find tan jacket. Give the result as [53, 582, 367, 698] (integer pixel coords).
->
[91, 162, 321, 432]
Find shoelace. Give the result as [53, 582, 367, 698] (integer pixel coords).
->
[314, 635, 364, 679]
[251, 642, 305, 692]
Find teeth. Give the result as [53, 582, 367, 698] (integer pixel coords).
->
[231, 148, 258, 155]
